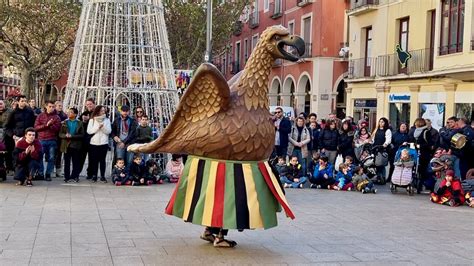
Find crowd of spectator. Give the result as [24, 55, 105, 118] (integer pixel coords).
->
[0, 96, 183, 187]
[272, 106, 474, 207]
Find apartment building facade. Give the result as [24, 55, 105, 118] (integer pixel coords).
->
[345, 0, 474, 131]
[0, 63, 21, 101]
[215, 0, 349, 118]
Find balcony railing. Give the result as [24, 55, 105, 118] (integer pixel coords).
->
[347, 0, 379, 15]
[269, 1, 282, 19]
[232, 21, 243, 36]
[249, 11, 259, 29]
[302, 42, 312, 58]
[348, 57, 377, 79]
[297, 0, 312, 7]
[348, 48, 433, 79]
[230, 61, 240, 74]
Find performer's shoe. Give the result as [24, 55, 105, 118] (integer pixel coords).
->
[213, 237, 237, 248]
[200, 232, 215, 243]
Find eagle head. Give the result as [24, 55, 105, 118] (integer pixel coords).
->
[258, 25, 305, 62]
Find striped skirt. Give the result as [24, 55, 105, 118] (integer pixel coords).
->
[165, 155, 295, 230]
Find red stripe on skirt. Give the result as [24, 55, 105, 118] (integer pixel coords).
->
[211, 162, 226, 227]
[258, 162, 295, 219]
[165, 180, 181, 215]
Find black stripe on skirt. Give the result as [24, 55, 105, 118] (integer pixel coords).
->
[233, 163, 250, 230]
[186, 159, 206, 223]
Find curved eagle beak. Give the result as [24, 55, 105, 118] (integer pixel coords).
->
[277, 35, 305, 62]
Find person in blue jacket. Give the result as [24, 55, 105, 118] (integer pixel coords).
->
[309, 155, 335, 189]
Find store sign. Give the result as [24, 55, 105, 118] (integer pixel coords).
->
[388, 93, 411, 103]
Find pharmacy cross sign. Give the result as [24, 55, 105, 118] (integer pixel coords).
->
[396, 44, 412, 69]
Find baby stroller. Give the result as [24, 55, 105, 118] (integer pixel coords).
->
[357, 143, 377, 181]
[390, 144, 419, 195]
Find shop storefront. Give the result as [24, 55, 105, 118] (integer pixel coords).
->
[388, 93, 410, 128]
[353, 99, 377, 131]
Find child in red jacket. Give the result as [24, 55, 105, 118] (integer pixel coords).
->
[430, 170, 465, 207]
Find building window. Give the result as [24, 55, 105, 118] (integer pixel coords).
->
[244, 39, 248, 62]
[440, 0, 464, 55]
[288, 21, 295, 35]
[364, 27, 373, 77]
[252, 34, 259, 50]
[399, 18, 409, 51]
[264, 0, 269, 12]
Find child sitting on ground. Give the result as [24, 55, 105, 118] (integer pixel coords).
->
[280, 156, 307, 189]
[430, 170, 465, 207]
[165, 154, 184, 183]
[307, 152, 320, 178]
[344, 156, 356, 176]
[275, 156, 288, 179]
[111, 158, 130, 186]
[130, 155, 149, 186]
[331, 163, 354, 191]
[352, 166, 376, 193]
[146, 159, 163, 184]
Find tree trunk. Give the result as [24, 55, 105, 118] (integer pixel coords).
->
[20, 69, 35, 100]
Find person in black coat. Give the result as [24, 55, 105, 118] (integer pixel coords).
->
[388, 122, 410, 181]
[307, 120, 320, 157]
[338, 120, 355, 160]
[273, 107, 291, 157]
[409, 118, 434, 192]
[319, 120, 339, 165]
[455, 118, 474, 179]
[4, 96, 36, 175]
[438, 117, 459, 150]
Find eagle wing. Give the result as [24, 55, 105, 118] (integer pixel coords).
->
[128, 63, 231, 155]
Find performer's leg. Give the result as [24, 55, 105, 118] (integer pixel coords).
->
[213, 228, 237, 248]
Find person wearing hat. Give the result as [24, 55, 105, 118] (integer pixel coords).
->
[430, 169, 465, 207]
[111, 105, 138, 169]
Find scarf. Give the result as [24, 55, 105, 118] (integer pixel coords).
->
[94, 114, 105, 123]
[414, 126, 427, 139]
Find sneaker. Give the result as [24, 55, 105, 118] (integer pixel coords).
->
[74, 178, 79, 183]
[125, 181, 132, 186]
[310, 184, 316, 189]
[298, 184, 304, 188]
[26, 180, 33, 187]
[200, 232, 215, 243]
[316, 185, 321, 189]
[147, 180, 153, 186]
[283, 183, 290, 188]
[157, 179, 164, 184]
[362, 189, 366, 194]
[91, 179, 97, 183]
[115, 181, 122, 186]
[64, 179, 69, 183]
[372, 189, 377, 194]
[100, 178, 107, 183]
[16, 181, 24, 186]
[448, 199, 455, 207]
[347, 187, 352, 191]
[45, 175, 52, 182]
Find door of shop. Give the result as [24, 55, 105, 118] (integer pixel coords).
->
[353, 99, 377, 132]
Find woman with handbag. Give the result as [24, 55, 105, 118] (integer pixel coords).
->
[371, 117, 392, 184]
[409, 118, 434, 193]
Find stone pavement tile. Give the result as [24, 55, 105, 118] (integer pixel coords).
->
[35, 232, 71, 246]
[29, 257, 72, 266]
[98, 211, 122, 220]
[71, 223, 104, 233]
[342, 261, 416, 266]
[0, 240, 35, 250]
[0, 249, 32, 259]
[72, 243, 110, 258]
[351, 252, 405, 262]
[140, 254, 207, 265]
[106, 231, 157, 240]
[109, 247, 144, 257]
[6, 232, 36, 242]
[72, 233, 107, 244]
[0, 257, 30, 266]
[262, 244, 318, 254]
[37, 223, 70, 233]
[31, 244, 71, 259]
[107, 239, 135, 248]
[71, 213, 101, 224]
[416, 250, 473, 264]
[302, 252, 359, 263]
[112, 256, 144, 266]
[72, 256, 113, 266]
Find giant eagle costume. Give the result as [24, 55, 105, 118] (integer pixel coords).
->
[129, 26, 305, 247]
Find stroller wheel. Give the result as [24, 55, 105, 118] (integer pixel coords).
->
[408, 186, 415, 196]
[390, 184, 396, 193]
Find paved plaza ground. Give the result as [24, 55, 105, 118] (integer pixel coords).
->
[0, 174, 473, 265]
